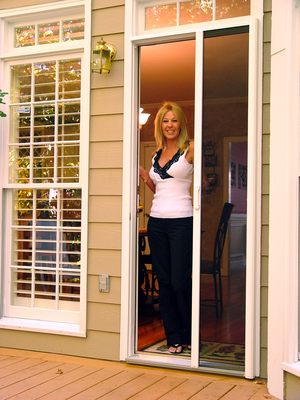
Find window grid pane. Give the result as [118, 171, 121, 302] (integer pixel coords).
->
[15, 26, 35, 47]
[145, 3, 177, 30]
[9, 59, 81, 184]
[11, 188, 81, 307]
[15, 18, 85, 48]
[180, 1, 212, 24]
[216, 0, 250, 19]
[62, 19, 85, 41]
[38, 22, 60, 45]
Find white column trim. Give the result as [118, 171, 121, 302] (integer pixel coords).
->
[268, 1, 300, 399]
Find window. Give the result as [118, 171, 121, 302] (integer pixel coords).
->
[137, 0, 250, 32]
[11, 188, 81, 309]
[9, 58, 81, 184]
[0, 1, 88, 331]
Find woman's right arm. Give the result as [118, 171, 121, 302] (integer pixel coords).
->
[139, 166, 155, 193]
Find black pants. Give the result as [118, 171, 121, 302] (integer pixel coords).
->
[147, 216, 193, 346]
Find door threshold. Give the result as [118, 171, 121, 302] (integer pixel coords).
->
[126, 353, 245, 377]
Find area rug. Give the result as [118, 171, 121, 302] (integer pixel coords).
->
[144, 340, 245, 366]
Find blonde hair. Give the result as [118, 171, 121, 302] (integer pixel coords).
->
[154, 101, 190, 152]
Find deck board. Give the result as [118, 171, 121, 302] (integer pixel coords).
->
[0, 348, 278, 400]
[129, 375, 188, 400]
[0, 362, 69, 399]
[221, 385, 258, 399]
[8, 364, 90, 400]
[96, 373, 165, 400]
[0, 357, 25, 369]
[189, 381, 235, 399]
[158, 378, 211, 399]
[0, 360, 61, 390]
[67, 370, 145, 400]
[40, 368, 132, 400]
[0, 358, 44, 379]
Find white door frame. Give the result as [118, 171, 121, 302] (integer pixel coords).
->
[121, 13, 262, 379]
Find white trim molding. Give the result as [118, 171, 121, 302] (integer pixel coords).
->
[121, 0, 263, 377]
[269, 1, 300, 399]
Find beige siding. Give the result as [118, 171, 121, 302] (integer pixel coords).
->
[92, 0, 124, 9]
[89, 169, 122, 195]
[0, 329, 120, 361]
[92, 7, 124, 36]
[89, 223, 122, 250]
[90, 114, 123, 142]
[86, 1, 124, 360]
[88, 249, 121, 276]
[91, 87, 124, 115]
[285, 373, 300, 400]
[260, 0, 271, 379]
[89, 196, 122, 223]
[90, 142, 123, 168]
[87, 302, 120, 332]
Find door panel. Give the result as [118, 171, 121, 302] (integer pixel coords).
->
[135, 23, 257, 377]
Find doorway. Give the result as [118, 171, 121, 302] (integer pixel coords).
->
[136, 28, 249, 372]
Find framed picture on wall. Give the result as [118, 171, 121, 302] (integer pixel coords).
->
[204, 141, 217, 167]
[231, 161, 236, 187]
[238, 164, 247, 189]
[205, 154, 217, 167]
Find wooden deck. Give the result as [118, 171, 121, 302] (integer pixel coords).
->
[0, 347, 278, 400]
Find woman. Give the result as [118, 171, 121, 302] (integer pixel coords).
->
[139, 101, 194, 354]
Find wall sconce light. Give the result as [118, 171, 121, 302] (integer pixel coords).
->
[139, 107, 150, 127]
[92, 38, 116, 74]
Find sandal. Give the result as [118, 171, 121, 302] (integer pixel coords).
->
[168, 344, 183, 354]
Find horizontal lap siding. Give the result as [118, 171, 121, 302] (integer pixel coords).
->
[0, 329, 120, 360]
[260, 0, 271, 378]
[87, 1, 125, 360]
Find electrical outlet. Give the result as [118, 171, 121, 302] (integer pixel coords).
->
[99, 273, 110, 293]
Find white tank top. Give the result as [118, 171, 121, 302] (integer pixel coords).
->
[149, 148, 193, 218]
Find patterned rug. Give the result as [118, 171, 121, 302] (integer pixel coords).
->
[144, 340, 245, 366]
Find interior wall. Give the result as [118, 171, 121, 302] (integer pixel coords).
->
[201, 100, 247, 259]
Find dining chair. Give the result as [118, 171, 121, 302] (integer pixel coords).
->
[201, 202, 234, 318]
[139, 232, 159, 307]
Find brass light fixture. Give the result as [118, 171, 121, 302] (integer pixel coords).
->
[91, 38, 116, 74]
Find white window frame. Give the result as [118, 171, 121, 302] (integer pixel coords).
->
[121, 0, 263, 378]
[0, 0, 91, 337]
[268, 1, 300, 399]
[135, 0, 254, 35]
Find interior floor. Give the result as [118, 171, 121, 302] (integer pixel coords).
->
[138, 263, 246, 351]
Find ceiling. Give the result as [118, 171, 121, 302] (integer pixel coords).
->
[140, 32, 249, 106]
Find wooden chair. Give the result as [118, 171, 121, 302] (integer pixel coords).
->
[201, 202, 234, 317]
[139, 232, 159, 307]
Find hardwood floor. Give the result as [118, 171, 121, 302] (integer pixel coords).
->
[138, 265, 246, 350]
